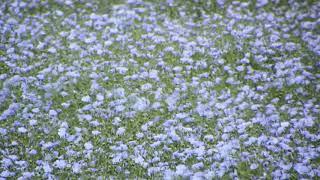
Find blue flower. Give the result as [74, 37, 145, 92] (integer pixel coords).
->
[294, 163, 309, 175]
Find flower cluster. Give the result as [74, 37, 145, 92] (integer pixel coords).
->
[0, 0, 319, 179]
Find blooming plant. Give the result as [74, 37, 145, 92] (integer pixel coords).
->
[0, 0, 319, 179]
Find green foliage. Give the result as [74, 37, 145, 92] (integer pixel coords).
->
[0, 61, 9, 74]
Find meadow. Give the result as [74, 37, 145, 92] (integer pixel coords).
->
[0, 0, 319, 179]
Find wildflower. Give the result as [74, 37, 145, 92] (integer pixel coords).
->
[250, 163, 258, 170]
[176, 113, 188, 119]
[116, 127, 126, 136]
[134, 156, 146, 166]
[81, 95, 91, 103]
[280, 122, 289, 128]
[141, 83, 152, 91]
[0, 128, 7, 135]
[29, 149, 37, 155]
[20, 172, 34, 179]
[0, 170, 15, 178]
[72, 162, 82, 174]
[66, 71, 80, 78]
[175, 164, 191, 176]
[84, 141, 94, 150]
[56, 10, 64, 16]
[0, 103, 20, 121]
[136, 132, 144, 139]
[18, 127, 27, 133]
[116, 67, 128, 75]
[216, 0, 225, 7]
[165, 95, 178, 111]
[113, 88, 125, 98]
[54, 160, 67, 169]
[32, 108, 40, 113]
[256, 0, 268, 8]
[96, 93, 104, 101]
[301, 22, 314, 30]
[115, 105, 126, 112]
[61, 102, 70, 108]
[294, 163, 309, 175]
[285, 42, 297, 52]
[92, 130, 101, 136]
[152, 102, 161, 109]
[47, 47, 57, 53]
[58, 127, 67, 138]
[169, 130, 180, 142]
[204, 135, 214, 142]
[132, 97, 150, 111]
[49, 110, 58, 117]
[69, 42, 80, 51]
[149, 70, 159, 80]
[43, 162, 52, 173]
[192, 162, 204, 170]
[84, 35, 97, 44]
[1, 158, 13, 168]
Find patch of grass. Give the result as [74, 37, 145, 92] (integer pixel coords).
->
[0, 61, 10, 74]
[246, 124, 266, 137]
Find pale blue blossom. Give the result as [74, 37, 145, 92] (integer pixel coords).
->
[132, 97, 150, 111]
[250, 163, 258, 170]
[58, 127, 68, 138]
[96, 93, 104, 101]
[47, 47, 57, 53]
[49, 110, 58, 117]
[72, 162, 82, 174]
[84, 141, 94, 150]
[0, 103, 20, 121]
[294, 163, 309, 175]
[54, 160, 67, 169]
[81, 96, 91, 103]
[116, 127, 126, 136]
[0, 170, 15, 178]
[43, 162, 52, 173]
[17, 127, 27, 133]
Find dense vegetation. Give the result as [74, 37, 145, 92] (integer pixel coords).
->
[0, 0, 319, 179]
